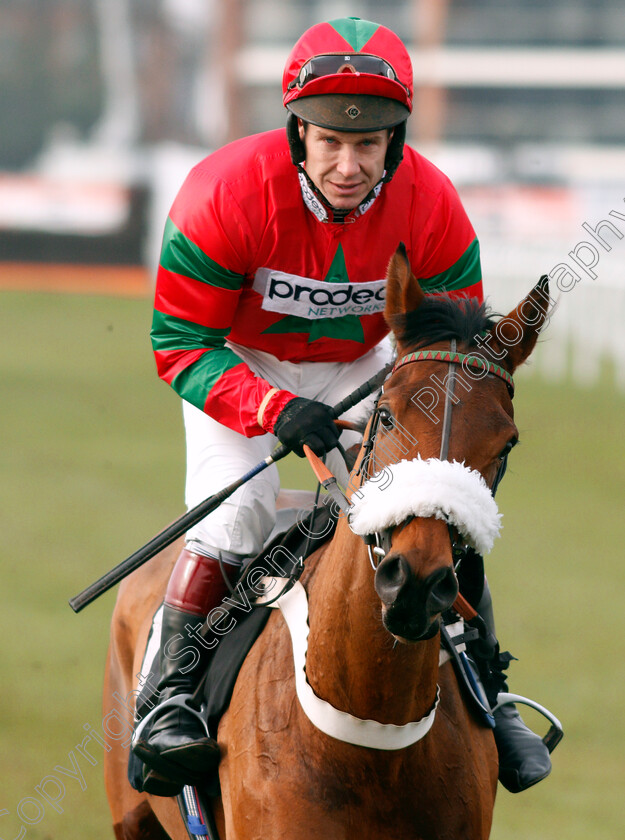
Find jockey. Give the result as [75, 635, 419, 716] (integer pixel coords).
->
[132, 17, 552, 797]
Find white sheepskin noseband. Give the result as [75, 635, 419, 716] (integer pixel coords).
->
[348, 458, 501, 556]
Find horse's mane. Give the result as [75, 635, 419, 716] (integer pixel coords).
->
[390, 294, 497, 351]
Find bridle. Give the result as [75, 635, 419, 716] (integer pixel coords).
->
[357, 339, 515, 569]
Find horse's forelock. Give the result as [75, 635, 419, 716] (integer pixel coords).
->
[392, 295, 497, 351]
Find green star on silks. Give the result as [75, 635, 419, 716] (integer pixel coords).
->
[262, 244, 365, 343]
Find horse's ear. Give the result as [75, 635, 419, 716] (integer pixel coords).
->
[384, 244, 425, 330]
[487, 275, 551, 373]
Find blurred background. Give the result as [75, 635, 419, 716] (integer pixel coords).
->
[1, 1, 624, 838]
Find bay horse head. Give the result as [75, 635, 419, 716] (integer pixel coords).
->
[349, 244, 550, 644]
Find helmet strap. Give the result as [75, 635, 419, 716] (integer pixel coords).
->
[286, 112, 306, 165]
[382, 121, 406, 182]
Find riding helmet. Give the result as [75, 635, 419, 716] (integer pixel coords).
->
[283, 17, 413, 180]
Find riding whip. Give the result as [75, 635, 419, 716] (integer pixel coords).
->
[68, 361, 393, 613]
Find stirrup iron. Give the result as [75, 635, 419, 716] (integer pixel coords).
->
[132, 693, 209, 747]
[493, 692, 563, 753]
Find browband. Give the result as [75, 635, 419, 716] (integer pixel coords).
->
[392, 349, 514, 396]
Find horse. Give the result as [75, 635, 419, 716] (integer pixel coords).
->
[103, 246, 550, 840]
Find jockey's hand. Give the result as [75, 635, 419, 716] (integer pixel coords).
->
[273, 397, 340, 458]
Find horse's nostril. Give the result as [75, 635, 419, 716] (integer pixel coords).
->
[374, 554, 411, 604]
[426, 566, 458, 615]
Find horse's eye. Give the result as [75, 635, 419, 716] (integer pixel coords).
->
[378, 408, 395, 431]
[498, 437, 518, 460]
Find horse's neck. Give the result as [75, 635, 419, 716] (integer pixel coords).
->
[304, 518, 440, 726]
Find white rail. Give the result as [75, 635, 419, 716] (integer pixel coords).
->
[237, 47, 625, 89]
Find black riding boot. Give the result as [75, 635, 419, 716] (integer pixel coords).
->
[132, 603, 220, 793]
[471, 583, 552, 793]
[132, 549, 238, 795]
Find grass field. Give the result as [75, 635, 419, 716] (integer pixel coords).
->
[1, 287, 624, 839]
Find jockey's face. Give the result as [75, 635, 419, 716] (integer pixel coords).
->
[299, 121, 392, 210]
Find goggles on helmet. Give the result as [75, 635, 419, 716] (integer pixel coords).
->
[287, 53, 405, 93]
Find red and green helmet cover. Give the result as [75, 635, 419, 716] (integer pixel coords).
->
[282, 17, 413, 132]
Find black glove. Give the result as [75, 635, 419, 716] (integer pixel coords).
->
[272, 397, 340, 457]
